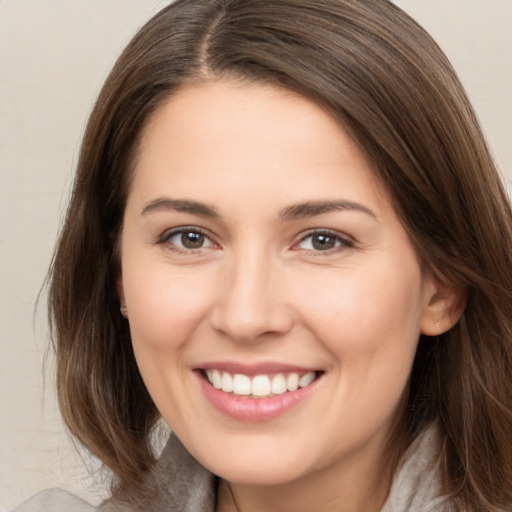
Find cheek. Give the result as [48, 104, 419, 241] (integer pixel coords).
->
[299, 264, 424, 349]
[301, 266, 424, 425]
[122, 262, 216, 359]
[294, 260, 425, 423]
[121, 264, 219, 423]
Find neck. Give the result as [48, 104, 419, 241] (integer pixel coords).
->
[216, 451, 394, 512]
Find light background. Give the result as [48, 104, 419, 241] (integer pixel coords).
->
[1, 1, 511, 510]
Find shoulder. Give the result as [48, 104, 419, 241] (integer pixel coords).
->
[10, 488, 96, 512]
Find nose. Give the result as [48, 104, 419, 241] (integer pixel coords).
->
[210, 250, 294, 343]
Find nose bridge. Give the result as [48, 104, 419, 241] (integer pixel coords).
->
[211, 244, 291, 342]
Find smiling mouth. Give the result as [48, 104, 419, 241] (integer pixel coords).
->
[202, 369, 321, 399]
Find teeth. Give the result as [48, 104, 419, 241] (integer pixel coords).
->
[233, 374, 251, 395]
[205, 370, 317, 398]
[211, 370, 222, 389]
[221, 372, 234, 393]
[299, 372, 315, 388]
[251, 375, 271, 397]
[287, 373, 299, 392]
[271, 374, 287, 395]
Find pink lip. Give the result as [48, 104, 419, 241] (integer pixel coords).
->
[198, 361, 317, 377]
[194, 368, 322, 422]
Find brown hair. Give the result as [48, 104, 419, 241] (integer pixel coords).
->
[48, 0, 512, 509]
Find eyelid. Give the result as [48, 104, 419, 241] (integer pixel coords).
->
[157, 226, 218, 253]
[155, 226, 354, 255]
[292, 228, 355, 253]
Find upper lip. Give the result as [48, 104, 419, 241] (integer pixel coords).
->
[196, 361, 320, 376]
[196, 361, 320, 377]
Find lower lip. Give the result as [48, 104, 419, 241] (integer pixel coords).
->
[196, 371, 321, 422]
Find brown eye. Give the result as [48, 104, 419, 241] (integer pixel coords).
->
[181, 231, 205, 249]
[311, 234, 337, 251]
[297, 231, 353, 253]
[162, 228, 213, 252]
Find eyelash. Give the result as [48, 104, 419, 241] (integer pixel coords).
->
[157, 227, 354, 255]
[157, 227, 215, 254]
[294, 229, 355, 255]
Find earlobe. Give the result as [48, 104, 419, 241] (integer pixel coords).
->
[420, 274, 466, 336]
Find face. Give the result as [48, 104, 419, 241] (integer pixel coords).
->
[119, 80, 444, 486]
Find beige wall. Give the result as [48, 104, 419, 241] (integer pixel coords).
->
[1, 1, 511, 509]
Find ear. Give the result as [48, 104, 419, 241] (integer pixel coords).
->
[117, 274, 128, 318]
[420, 273, 466, 336]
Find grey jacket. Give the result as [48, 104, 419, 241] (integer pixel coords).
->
[12, 424, 453, 512]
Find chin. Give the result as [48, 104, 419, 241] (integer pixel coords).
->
[188, 435, 317, 486]
[212, 460, 304, 487]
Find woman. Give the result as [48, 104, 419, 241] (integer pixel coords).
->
[15, 0, 512, 511]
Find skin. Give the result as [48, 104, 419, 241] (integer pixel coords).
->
[118, 80, 460, 512]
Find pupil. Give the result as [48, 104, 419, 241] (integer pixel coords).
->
[312, 234, 335, 250]
[181, 232, 204, 249]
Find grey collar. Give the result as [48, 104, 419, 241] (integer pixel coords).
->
[380, 424, 453, 512]
[99, 434, 215, 512]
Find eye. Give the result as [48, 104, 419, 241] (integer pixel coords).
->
[296, 230, 353, 252]
[160, 227, 214, 252]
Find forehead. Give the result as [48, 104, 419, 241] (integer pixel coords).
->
[129, 79, 389, 216]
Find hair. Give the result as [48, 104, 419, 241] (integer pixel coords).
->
[48, 0, 512, 509]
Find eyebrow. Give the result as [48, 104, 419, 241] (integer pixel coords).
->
[141, 198, 219, 218]
[279, 200, 377, 222]
[140, 197, 376, 221]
